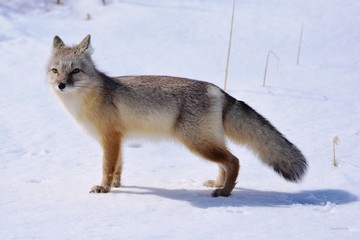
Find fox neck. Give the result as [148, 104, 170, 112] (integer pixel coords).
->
[54, 88, 103, 141]
[54, 89, 86, 121]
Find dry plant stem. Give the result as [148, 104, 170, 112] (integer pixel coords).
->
[263, 50, 280, 87]
[224, 0, 236, 91]
[333, 136, 340, 167]
[297, 25, 304, 66]
[333, 146, 338, 166]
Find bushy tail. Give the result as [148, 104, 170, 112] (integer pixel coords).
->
[223, 98, 307, 182]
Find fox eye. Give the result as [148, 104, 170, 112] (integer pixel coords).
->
[51, 68, 58, 74]
[72, 68, 80, 74]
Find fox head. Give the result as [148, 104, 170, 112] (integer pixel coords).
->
[47, 35, 97, 93]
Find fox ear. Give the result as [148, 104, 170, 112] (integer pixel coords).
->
[77, 34, 91, 54]
[53, 36, 65, 51]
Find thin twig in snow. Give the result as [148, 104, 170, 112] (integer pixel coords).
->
[333, 136, 340, 167]
[263, 50, 280, 87]
[297, 25, 304, 66]
[224, 0, 236, 91]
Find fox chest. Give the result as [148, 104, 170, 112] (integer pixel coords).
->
[56, 92, 101, 141]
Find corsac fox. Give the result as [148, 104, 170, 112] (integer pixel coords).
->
[47, 35, 307, 197]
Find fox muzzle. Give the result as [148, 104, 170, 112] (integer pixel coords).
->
[58, 82, 66, 90]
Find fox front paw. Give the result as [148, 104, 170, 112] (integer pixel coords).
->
[89, 185, 110, 193]
[112, 181, 121, 188]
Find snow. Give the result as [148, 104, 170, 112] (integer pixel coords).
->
[0, 0, 359, 239]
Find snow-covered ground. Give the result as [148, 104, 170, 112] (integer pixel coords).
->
[1, 0, 359, 239]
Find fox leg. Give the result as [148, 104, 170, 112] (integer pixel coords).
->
[203, 165, 225, 188]
[210, 153, 239, 197]
[198, 146, 239, 197]
[112, 153, 122, 188]
[181, 138, 239, 197]
[90, 132, 121, 193]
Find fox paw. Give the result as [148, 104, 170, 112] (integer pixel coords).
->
[112, 181, 121, 188]
[211, 188, 231, 198]
[203, 180, 224, 188]
[89, 185, 110, 193]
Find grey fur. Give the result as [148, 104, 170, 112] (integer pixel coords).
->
[223, 98, 307, 182]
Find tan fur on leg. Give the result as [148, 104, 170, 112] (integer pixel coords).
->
[112, 154, 123, 188]
[90, 132, 121, 193]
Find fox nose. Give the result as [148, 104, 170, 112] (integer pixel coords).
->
[58, 83, 66, 90]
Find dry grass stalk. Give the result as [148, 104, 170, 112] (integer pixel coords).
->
[263, 50, 280, 87]
[333, 136, 340, 167]
[297, 25, 304, 66]
[224, 0, 236, 91]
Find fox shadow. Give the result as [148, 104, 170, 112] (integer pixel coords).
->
[113, 186, 358, 209]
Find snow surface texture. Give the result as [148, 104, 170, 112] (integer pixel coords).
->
[1, 0, 359, 239]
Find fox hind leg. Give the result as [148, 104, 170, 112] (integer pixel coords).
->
[180, 138, 239, 197]
[174, 110, 239, 196]
[202, 147, 239, 197]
